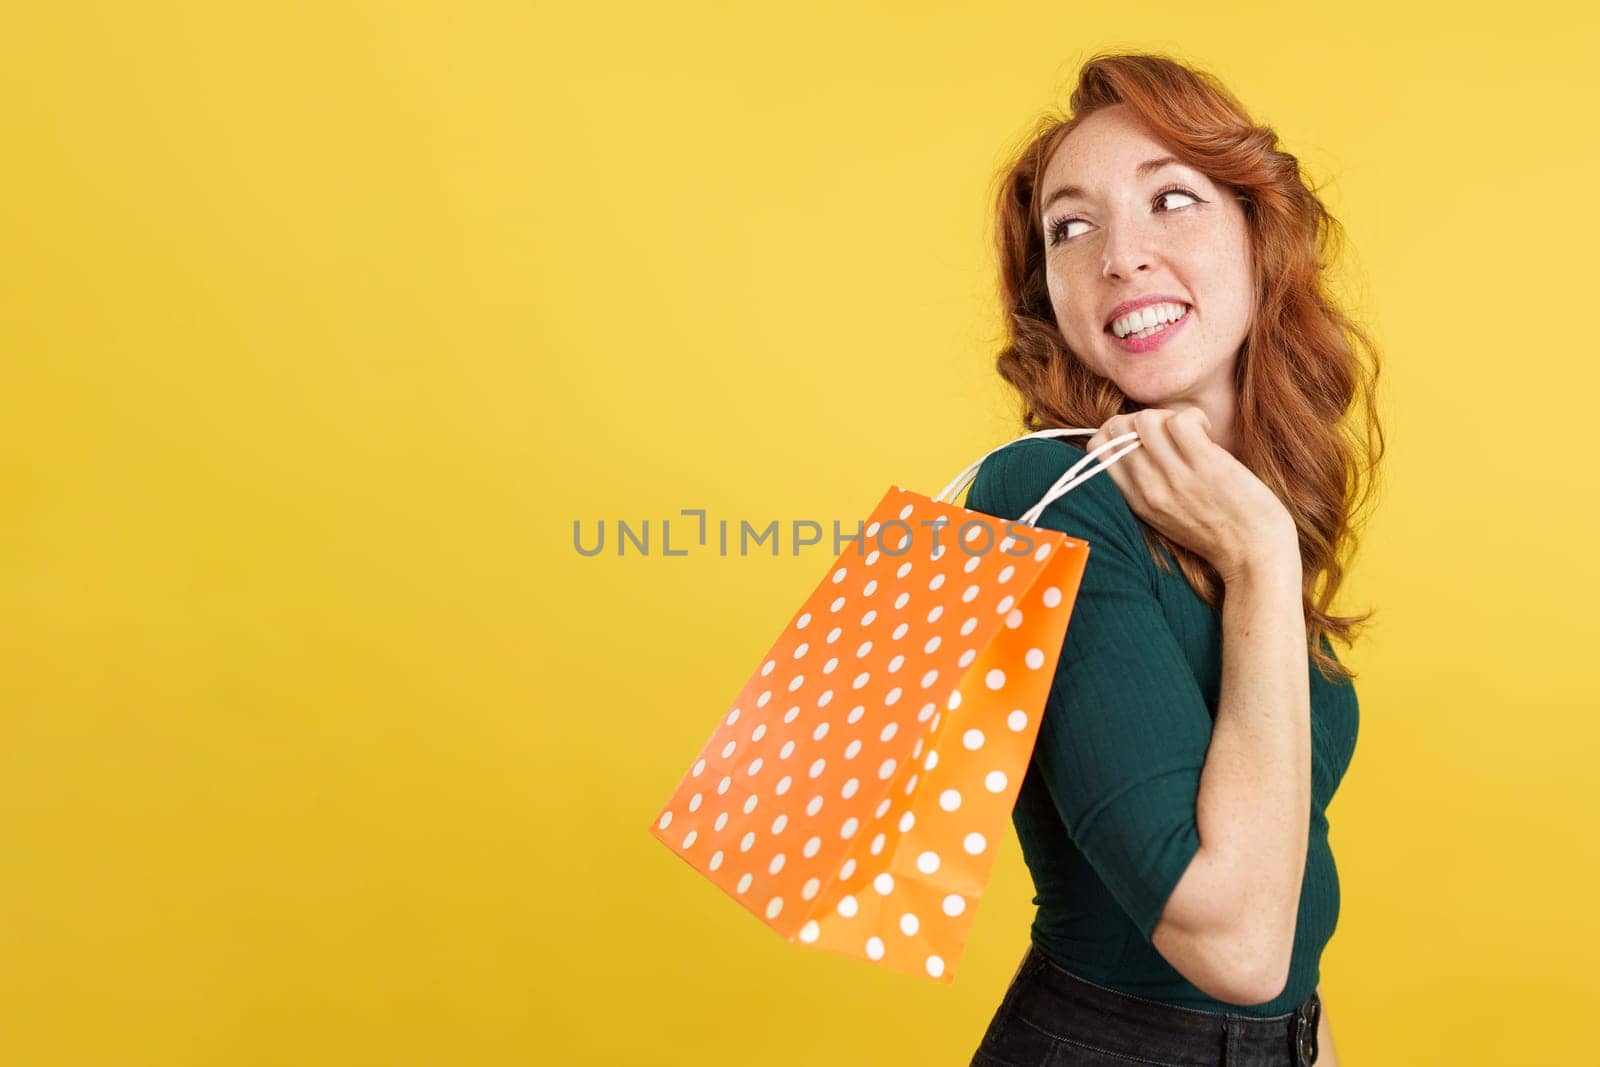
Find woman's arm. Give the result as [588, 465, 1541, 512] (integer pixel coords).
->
[1151, 539, 1311, 1003]
[1316, 985, 1340, 1065]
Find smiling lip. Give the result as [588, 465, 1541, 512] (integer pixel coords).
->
[1102, 293, 1190, 330]
[1106, 304, 1191, 354]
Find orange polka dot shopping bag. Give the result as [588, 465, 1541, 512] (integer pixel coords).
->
[646, 427, 1142, 984]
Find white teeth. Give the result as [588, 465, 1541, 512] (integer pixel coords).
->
[1110, 302, 1188, 339]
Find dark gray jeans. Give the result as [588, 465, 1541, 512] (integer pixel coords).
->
[970, 943, 1321, 1066]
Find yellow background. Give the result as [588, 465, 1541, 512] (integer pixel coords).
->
[3, 2, 1596, 1063]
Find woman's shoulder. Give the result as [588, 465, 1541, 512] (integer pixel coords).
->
[968, 434, 1132, 526]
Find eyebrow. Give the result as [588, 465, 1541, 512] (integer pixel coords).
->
[1040, 156, 1187, 216]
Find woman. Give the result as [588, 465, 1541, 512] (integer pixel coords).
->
[964, 52, 1383, 1066]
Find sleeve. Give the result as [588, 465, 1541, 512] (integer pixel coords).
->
[966, 437, 1213, 943]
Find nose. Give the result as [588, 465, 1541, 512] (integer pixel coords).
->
[1100, 225, 1155, 280]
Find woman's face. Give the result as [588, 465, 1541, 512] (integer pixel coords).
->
[1037, 104, 1255, 417]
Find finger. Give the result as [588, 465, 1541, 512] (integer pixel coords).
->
[1165, 407, 1214, 467]
[1128, 408, 1185, 482]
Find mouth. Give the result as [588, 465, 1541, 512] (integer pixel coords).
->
[1104, 303, 1192, 353]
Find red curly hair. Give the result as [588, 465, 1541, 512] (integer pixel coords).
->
[990, 51, 1385, 683]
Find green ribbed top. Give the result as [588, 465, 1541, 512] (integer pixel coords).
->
[965, 436, 1359, 1017]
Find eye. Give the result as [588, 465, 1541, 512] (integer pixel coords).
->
[1045, 184, 1206, 248]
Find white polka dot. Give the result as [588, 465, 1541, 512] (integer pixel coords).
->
[885, 686, 902, 705]
[761, 659, 776, 676]
[838, 894, 859, 918]
[899, 912, 920, 936]
[737, 873, 753, 894]
[874, 872, 895, 895]
[920, 669, 939, 689]
[788, 675, 805, 692]
[899, 811, 916, 832]
[998, 565, 1015, 583]
[961, 617, 978, 636]
[841, 777, 859, 799]
[832, 566, 848, 584]
[958, 649, 977, 668]
[947, 690, 962, 710]
[863, 579, 878, 596]
[923, 749, 938, 771]
[799, 920, 821, 943]
[963, 728, 985, 750]
[866, 936, 886, 961]
[817, 689, 834, 707]
[692, 758, 706, 777]
[709, 850, 724, 871]
[1025, 648, 1045, 670]
[892, 622, 909, 639]
[813, 723, 830, 741]
[740, 831, 756, 852]
[1043, 586, 1062, 607]
[928, 573, 946, 592]
[916, 850, 941, 874]
[853, 672, 871, 689]
[681, 829, 696, 849]
[840, 858, 856, 880]
[801, 877, 821, 900]
[797, 613, 812, 629]
[867, 522, 881, 537]
[888, 654, 905, 672]
[985, 669, 1006, 690]
[830, 596, 846, 612]
[899, 504, 914, 520]
[861, 610, 878, 626]
[857, 641, 873, 658]
[926, 605, 944, 624]
[1006, 609, 1024, 629]
[962, 584, 981, 603]
[879, 722, 899, 742]
[897, 562, 912, 579]
[1007, 710, 1029, 731]
[866, 549, 881, 566]
[964, 555, 982, 574]
[894, 592, 910, 610]
[869, 832, 886, 855]
[996, 595, 1015, 614]
[1035, 544, 1051, 560]
[923, 636, 942, 654]
[766, 896, 784, 918]
[769, 853, 786, 875]
[926, 955, 945, 978]
[878, 758, 898, 779]
[963, 832, 988, 855]
[840, 817, 859, 839]
[941, 894, 966, 917]
[939, 789, 962, 811]
[757, 690, 772, 707]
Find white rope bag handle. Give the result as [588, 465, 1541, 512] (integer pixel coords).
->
[933, 427, 1143, 529]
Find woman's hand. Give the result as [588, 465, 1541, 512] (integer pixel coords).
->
[1085, 407, 1296, 584]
